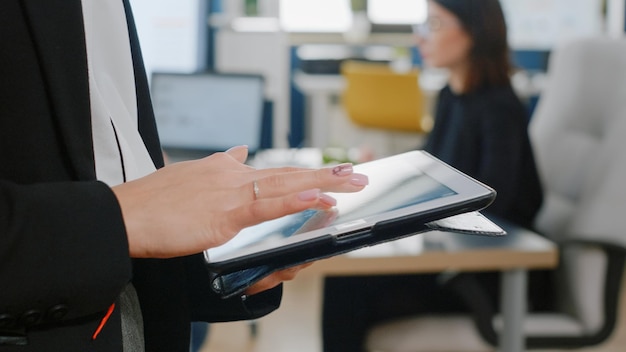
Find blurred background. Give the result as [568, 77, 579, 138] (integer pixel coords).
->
[127, 1, 626, 351]
[131, 0, 624, 159]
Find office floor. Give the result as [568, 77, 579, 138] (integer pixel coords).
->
[200, 271, 626, 352]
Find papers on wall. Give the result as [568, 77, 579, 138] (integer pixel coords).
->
[501, 0, 604, 50]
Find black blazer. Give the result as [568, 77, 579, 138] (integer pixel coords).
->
[0, 1, 280, 351]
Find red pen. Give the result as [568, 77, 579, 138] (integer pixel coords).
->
[92, 303, 116, 340]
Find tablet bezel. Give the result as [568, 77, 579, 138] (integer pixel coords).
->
[203, 151, 496, 265]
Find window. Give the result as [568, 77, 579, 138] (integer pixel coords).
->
[279, 0, 353, 32]
[367, 0, 427, 25]
[130, 0, 208, 78]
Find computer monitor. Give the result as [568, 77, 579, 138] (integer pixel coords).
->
[151, 72, 266, 157]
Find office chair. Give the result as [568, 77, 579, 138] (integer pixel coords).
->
[365, 37, 626, 351]
[340, 60, 430, 133]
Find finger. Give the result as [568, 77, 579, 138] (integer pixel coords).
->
[244, 264, 313, 296]
[252, 166, 313, 178]
[252, 164, 368, 199]
[220, 189, 333, 235]
[251, 163, 353, 184]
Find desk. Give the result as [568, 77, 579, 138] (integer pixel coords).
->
[292, 69, 447, 148]
[293, 70, 545, 149]
[253, 224, 557, 352]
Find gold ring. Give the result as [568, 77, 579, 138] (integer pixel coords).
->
[253, 180, 260, 200]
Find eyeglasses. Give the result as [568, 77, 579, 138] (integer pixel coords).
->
[412, 17, 459, 37]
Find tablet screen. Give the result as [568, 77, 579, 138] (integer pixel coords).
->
[204, 151, 491, 263]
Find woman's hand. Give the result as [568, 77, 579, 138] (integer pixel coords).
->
[113, 146, 368, 259]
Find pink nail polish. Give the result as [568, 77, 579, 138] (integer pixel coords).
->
[350, 174, 369, 186]
[331, 163, 353, 176]
[298, 189, 320, 201]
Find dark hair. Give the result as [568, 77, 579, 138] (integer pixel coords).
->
[432, 0, 512, 92]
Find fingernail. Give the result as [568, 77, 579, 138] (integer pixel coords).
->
[319, 193, 337, 207]
[331, 163, 353, 177]
[226, 145, 248, 153]
[350, 174, 369, 186]
[298, 189, 320, 201]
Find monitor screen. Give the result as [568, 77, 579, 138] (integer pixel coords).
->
[151, 72, 265, 154]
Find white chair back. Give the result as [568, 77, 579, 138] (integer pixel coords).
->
[530, 37, 626, 333]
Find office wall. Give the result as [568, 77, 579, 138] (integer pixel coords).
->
[607, 0, 626, 35]
[214, 30, 291, 148]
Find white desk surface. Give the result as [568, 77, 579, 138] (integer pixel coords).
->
[293, 69, 545, 99]
[306, 228, 557, 276]
[293, 69, 545, 149]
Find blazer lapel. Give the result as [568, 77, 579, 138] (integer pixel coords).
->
[122, 0, 165, 168]
[19, 0, 96, 180]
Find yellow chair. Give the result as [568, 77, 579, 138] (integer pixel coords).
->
[340, 60, 430, 133]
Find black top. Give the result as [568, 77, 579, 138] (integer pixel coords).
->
[423, 84, 543, 228]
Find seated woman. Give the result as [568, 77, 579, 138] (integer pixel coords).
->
[418, 0, 542, 228]
[323, 1, 545, 351]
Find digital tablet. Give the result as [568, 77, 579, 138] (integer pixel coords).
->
[203, 151, 500, 297]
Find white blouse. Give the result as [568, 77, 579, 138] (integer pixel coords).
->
[81, 0, 156, 186]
